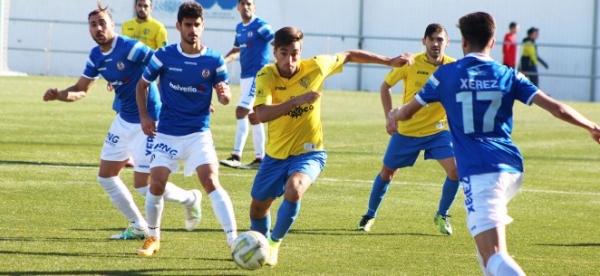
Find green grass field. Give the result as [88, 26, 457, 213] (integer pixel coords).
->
[1, 75, 599, 275]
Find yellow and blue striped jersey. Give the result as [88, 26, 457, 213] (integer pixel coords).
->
[254, 54, 344, 159]
[384, 52, 455, 137]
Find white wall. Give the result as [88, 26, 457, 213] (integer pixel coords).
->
[6, 0, 600, 101]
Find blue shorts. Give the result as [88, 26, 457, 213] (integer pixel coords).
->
[251, 151, 327, 201]
[383, 131, 454, 169]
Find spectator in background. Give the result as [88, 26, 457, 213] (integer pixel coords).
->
[520, 27, 548, 86]
[502, 22, 518, 68]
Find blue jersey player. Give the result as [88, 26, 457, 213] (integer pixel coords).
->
[43, 3, 202, 241]
[390, 12, 600, 276]
[220, 0, 274, 170]
[136, 1, 238, 256]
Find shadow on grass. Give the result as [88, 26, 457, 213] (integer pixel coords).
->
[0, 250, 232, 262]
[70, 228, 229, 234]
[289, 228, 439, 237]
[0, 160, 98, 168]
[0, 267, 242, 276]
[536, 243, 600, 247]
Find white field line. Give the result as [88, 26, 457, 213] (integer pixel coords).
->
[16, 165, 600, 196]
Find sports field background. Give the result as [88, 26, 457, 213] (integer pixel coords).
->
[1, 76, 599, 275]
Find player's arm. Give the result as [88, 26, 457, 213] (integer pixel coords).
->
[531, 91, 600, 143]
[388, 98, 424, 122]
[43, 76, 94, 102]
[223, 47, 241, 64]
[255, 91, 321, 123]
[157, 25, 168, 49]
[339, 50, 413, 67]
[380, 81, 398, 135]
[136, 79, 156, 136]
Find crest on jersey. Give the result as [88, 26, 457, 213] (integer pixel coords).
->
[247, 31, 253, 37]
[299, 77, 311, 88]
[143, 28, 151, 35]
[202, 69, 211, 78]
[117, 62, 125, 70]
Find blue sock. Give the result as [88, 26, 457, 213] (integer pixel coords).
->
[365, 174, 391, 218]
[250, 213, 271, 239]
[271, 199, 301, 242]
[437, 177, 460, 216]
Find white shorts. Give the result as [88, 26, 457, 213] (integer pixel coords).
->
[100, 115, 153, 173]
[237, 77, 257, 113]
[150, 131, 218, 177]
[462, 172, 523, 237]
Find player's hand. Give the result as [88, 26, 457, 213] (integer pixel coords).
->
[210, 102, 215, 113]
[140, 116, 157, 136]
[43, 88, 60, 101]
[590, 126, 600, 144]
[390, 53, 414, 67]
[388, 108, 401, 122]
[385, 116, 398, 135]
[107, 82, 114, 92]
[215, 82, 231, 104]
[296, 91, 321, 105]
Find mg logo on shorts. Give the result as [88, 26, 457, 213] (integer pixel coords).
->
[462, 177, 475, 214]
[105, 132, 119, 146]
[154, 143, 178, 158]
[145, 136, 154, 156]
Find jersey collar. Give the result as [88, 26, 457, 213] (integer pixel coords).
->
[243, 16, 257, 26]
[465, 52, 493, 61]
[101, 35, 119, 55]
[177, 43, 207, 58]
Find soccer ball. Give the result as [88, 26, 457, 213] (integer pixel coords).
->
[231, 231, 270, 270]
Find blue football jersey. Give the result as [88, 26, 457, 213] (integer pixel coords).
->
[416, 53, 539, 178]
[143, 43, 229, 136]
[82, 35, 160, 123]
[233, 16, 274, 78]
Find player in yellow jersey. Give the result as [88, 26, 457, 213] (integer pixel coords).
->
[357, 24, 460, 235]
[247, 26, 413, 267]
[122, 0, 168, 50]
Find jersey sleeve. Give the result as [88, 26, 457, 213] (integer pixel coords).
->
[513, 72, 539, 105]
[128, 42, 154, 66]
[415, 71, 442, 105]
[214, 56, 229, 85]
[142, 52, 163, 83]
[82, 55, 100, 80]
[156, 25, 168, 48]
[254, 68, 272, 107]
[383, 66, 407, 87]
[258, 22, 275, 43]
[314, 54, 345, 78]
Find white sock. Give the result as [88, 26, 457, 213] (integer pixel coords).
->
[251, 123, 265, 159]
[233, 118, 249, 157]
[208, 188, 238, 246]
[486, 252, 525, 276]
[134, 185, 149, 197]
[98, 176, 147, 230]
[163, 182, 194, 205]
[145, 192, 164, 239]
[476, 248, 494, 276]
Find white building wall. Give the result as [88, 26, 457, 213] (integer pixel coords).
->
[6, 0, 600, 101]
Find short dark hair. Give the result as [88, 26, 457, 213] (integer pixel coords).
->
[273, 27, 304, 49]
[88, 0, 113, 20]
[135, 0, 152, 4]
[509, 22, 517, 29]
[457, 12, 496, 50]
[527, 27, 539, 36]
[177, 1, 203, 23]
[423, 23, 447, 39]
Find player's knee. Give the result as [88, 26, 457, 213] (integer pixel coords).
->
[250, 199, 271, 219]
[380, 166, 397, 181]
[235, 106, 250, 119]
